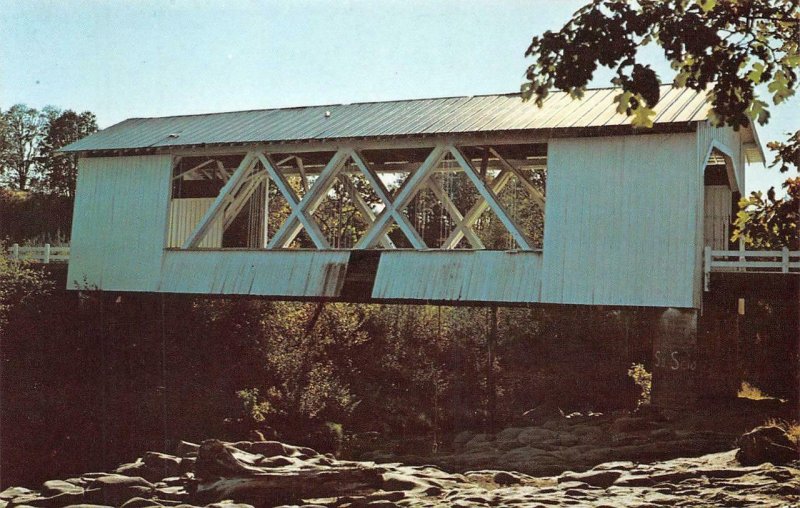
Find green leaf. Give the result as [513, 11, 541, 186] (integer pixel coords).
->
[782, 54, 800, 67]
[695, 0, 716, 13]
[631, 105, 656, 128]
[614, 91, 633, 115]
[674, 70, 691, 88]
[747, 62, 765, 84]
[747, 99, 770, 125]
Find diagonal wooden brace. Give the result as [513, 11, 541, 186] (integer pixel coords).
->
[441, 169, 512, 249]
[183, 151, 258, 249]
[259, 153, 332, 249]
[426, 176, 484, 249]
[448, 145, 533, 250]
[488, 147, 546, 210]
[338, 173, 395, 249]
[354, 146, 445, 249]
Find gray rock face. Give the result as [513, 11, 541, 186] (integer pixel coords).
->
[736, 425, 799, 466]
[2, 426, 799, 508]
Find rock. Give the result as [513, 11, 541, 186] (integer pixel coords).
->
[116, 460, 148, 478]
[154, 486, 187, 502]
[453, 431, 475, 449]
[610, 416, 653, 434]
[247, 440, 289, 458]
[41, 480, 84, 497]
[0, 487, 34, 500]
[558, 470, 622, 488]
[736, 425, 799, 466]
[497, 439, 525, 451]
[178, 457, 196, 476]
[62, 505, 114, 508]
[195, 440, 264, 479]
[7, 435, 800, 508]
[517, 428, 559, 445]
[522, 404, 563, 425]
[174, 441, 200, 458]
[496, 427, 525, 441]
[91, 474, 155, 506]
[650, 428, 674, 440]
[463, 434, 494, 450]
[119, 498, 163, 508]
[144, 452, 182, 478]
[492, 471, 521, 485]
[260, 456, 294, 468]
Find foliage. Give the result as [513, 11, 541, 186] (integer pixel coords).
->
[0, 252, 53, 331]
[628, 363, 652, 408]
[38, 110, 98, 198]
[0, 187, 74, 244]
[0, 104, 97, 197]
[522, 0, 799, 245]
[523, 0, 799, 131]
[732, 177, 799, 249]
[738, 381, 774, 400]
[766, 130, 800, 174]
[764, 418, 800, 445]
[0, 104, 58, 191]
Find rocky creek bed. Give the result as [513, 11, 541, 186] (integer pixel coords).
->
[2, 425, 798, 508]
[3, 400, 799, 507]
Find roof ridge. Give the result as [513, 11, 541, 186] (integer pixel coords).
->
[125, 84, 682, 121]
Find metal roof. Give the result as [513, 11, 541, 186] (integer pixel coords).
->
[62, 85, 713, 153]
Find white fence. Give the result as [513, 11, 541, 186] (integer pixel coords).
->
[6, 243, 70, 263]
[704, 243, 800, 291]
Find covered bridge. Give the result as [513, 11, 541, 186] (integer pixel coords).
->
[61, 85, 764, 310]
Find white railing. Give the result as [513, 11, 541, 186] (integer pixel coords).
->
[704, 242, 800, 291]
[6, 243, 70, 263]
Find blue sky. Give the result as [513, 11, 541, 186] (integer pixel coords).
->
[1, 0, 796, 193]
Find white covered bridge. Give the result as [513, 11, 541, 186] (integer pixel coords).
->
[61, 86, 766, 309]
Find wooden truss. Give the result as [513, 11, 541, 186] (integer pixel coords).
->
[181, 145, 546, 250]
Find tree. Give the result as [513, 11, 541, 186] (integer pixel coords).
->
[0, 104, 59, 191]
[521, 0, 799, 247]
[38, 110, 98, 198]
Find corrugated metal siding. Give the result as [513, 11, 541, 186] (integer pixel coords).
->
[704, 185, 732, 250]
[167, 198, 223, 248]
[67, 155, 172, 291]
[696, 122, 744, 191]
[540, 134, 699, 308]
[62, 86, 709, 153]
[371, 251, 542, 303]
[159, 250, 349, 297]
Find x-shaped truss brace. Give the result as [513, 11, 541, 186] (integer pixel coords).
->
[181, 144, 542, 251]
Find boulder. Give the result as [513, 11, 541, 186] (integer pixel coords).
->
[558, 470, 622, 488]
[522, 404, 563, 425]
[119, 498, 163, 508]
[174, 441, 200, 458]
[41, 480, 84, 497]
[143, 452, 182, 479]
[610, 416, 653, 434]
[736, 425, 799, 466]
[91, 474, 155, 506]
[492, 471, 521, 485]
[517, 427, 559, 445]
[247, 440, 289, 458]
[0, 486, 34, 500]
[453, 431, 475, 449]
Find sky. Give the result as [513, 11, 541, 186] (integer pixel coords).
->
[1, 0, 797, 194]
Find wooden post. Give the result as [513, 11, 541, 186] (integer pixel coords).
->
[487, 306, 497, 433]
[44, 243, 51, 264]
[782, 246, 789, 274]
[704, 246, 712, 292]
[738, 237, 745, 268]
[11, 243, 19, 260]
